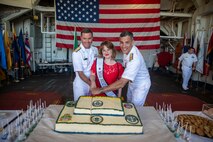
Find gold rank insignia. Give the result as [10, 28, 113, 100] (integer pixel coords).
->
[129, 53, 133, 61]
[74, 47, 81, 52]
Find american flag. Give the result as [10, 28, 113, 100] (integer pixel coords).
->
[55, 0, 160, 50]
[25, 32, 32, 67]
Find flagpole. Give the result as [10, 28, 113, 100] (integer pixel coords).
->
[75, 26, 76, 48]
[74, 26, 78, 50]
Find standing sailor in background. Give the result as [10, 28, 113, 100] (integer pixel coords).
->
[72, 28, 98, 101]
[91, 31, 151, 106]
[177, 47, 197, 91]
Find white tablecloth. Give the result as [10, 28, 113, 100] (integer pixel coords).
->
[25, 105, 176, 142]
[0, 110, 22, 129]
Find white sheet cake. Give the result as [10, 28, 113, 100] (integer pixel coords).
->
[55, 96, 143, 134]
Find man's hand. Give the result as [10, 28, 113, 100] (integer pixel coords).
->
[91, 87, 102, 95]
[177, 65, 180, 70]
[192, 66, 196, 71]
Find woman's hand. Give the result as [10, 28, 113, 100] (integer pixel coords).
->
[91, 88, 102, 95]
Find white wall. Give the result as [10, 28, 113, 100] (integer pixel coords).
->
[34, 34, 71, 63]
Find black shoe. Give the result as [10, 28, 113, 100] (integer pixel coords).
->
[181, 88, 188, 93]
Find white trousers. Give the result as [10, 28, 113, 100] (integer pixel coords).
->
[181, 65, 192, 90]
[73, 77, 90, 101]
[127, 79, 151, 106]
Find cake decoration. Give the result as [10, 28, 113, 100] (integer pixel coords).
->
[55, 96, 143, 134]
[59, 114, 72, 121]
[66, 101, 75, 107]
[125, 115, 139, 124]
[92, 100, 103, 107]
[91, 116, 103, 124]
[124, 103, 133, 109]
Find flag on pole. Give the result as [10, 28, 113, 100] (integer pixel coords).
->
[25, 32, 32, 68]
[190, 34, 194, 48]
[12, 29, 20, 67]
[0, 68, 6, 80]
[4, 31, 12, 70]
[196, 31, 205, 74]
[0, 26, 7, 70]
[206, 31, 213, 67]
[18, 29, 26, 65]
[193, 32, 199, 54]
[73, 27, 78, 50]
[182, 33, 188, 53]
[55, 0, 160, 50]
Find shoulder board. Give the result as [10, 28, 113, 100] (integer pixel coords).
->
[129, 53, 134, 61]
[74, 47, 81, 52]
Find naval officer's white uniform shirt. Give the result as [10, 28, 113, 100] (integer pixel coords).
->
[122, 46, 151, 106]
[72, 43, 98, 101]
[179, 52, 197, 68]
[178, 52, 197, 90]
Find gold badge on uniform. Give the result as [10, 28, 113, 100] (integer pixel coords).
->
[129, 53, 133, 61]
[74, 47, 81, 52]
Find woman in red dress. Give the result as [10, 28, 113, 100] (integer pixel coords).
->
[90, 41, 124, 97]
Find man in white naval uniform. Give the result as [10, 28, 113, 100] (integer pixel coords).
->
[72, 28, 98, 101]
[177, 47, 197, 91]
[91, 31, 151, 106]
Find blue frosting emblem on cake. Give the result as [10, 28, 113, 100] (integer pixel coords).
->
[66, 101, 75, 107]
[92, 100, 103, 107]
[91, 116, 103, 124]
[125, 115, 139, 124]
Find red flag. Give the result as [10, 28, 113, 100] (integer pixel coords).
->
[193, 32, 199, 54]
[203, 61, 210, 76]
[55, 0, 160, 50]
[206, 32, 213, 64]
[207, 32, 213, 55]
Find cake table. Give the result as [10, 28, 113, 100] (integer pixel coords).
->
[25, 105, 176, 142]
